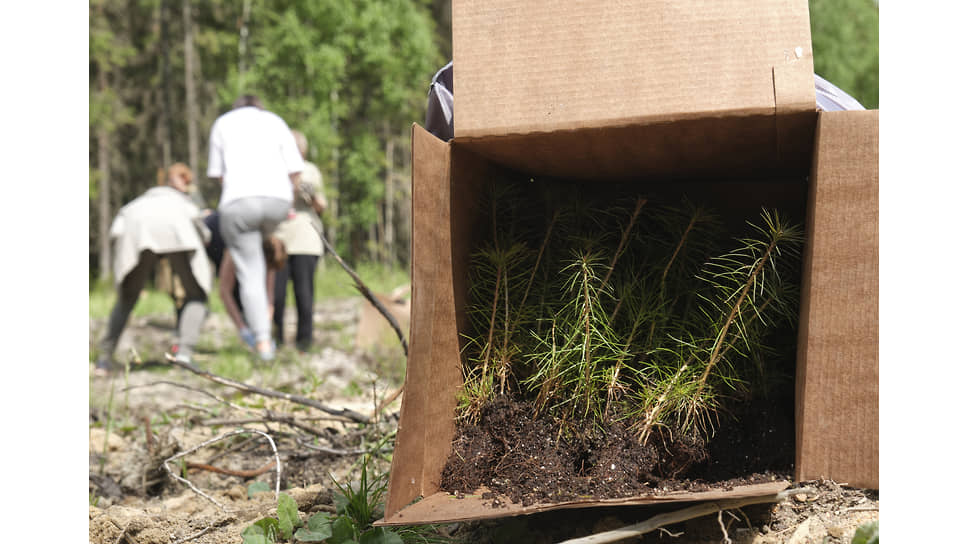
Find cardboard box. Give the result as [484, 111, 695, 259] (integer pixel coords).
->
[381, 0, 877, 525]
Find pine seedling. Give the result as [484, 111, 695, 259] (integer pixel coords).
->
[632, 209, 803, 441]
[524, 249, 628, 426]
[459, 241, 533, 422]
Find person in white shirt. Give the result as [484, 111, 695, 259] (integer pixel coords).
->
[207, 95, 304, 361]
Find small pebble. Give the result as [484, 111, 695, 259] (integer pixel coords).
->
[795, 493, 808, 502]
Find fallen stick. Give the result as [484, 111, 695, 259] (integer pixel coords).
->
[186, 459, 275, 478]
[202, 409, 334, 438]
[318, 231, 408, 356]
[375, 384, 404, 416]
[124, 380, 251, 413]
[555, 487, 815, 544]
[164, 353, 370, 424]
[163, 429, 282, 512]
[295, 436, 394, 457]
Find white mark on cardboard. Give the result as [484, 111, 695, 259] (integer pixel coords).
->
[795, 46, 803, 59]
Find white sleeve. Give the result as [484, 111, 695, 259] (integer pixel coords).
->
[109, 215, 125, 239]
[206, 119, 225, 178]
[279, 119, 304, 174]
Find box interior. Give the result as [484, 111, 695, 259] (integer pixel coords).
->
[384, 117, 822, 523]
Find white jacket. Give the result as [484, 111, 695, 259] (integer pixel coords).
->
[110, 186, 213, 294]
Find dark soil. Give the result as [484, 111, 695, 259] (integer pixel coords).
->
[440, 394, 793, 508]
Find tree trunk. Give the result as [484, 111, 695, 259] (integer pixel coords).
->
[183, 0, 199, 185]
[383, 121, 395, 269]
[238, 0, 252, 92]
[327, 87, 341, 259]
[97, 67, 113, 282]
[160, 0, 173, 167]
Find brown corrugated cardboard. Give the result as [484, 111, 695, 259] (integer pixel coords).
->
[453, 0, 814, 138]
[382, 0, 877, 526]
[452, 0, 817, 177]
[384, 482, 790, 525]
[795, 110, 878, 489]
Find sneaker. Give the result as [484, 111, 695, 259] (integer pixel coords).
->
[93, 355, 116, 376]
[256, 340, 277, 362]
[173, 351, 193, 365]
[239, 327, 257, 349]
[169, 344, 194, 366]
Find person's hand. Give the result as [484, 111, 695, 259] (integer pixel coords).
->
[312, 195, 326, 215]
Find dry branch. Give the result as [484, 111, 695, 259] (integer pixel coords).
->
[555, 487, 816, 544]
[186, 459, 275, 478]
[164, 353, 370, 423]
[202, 409, 334, 438]
[295, 436, 393, 456]
[317, 230, 408, 356]
[124, 380, 251, 413]
[163, 429, 282, 512]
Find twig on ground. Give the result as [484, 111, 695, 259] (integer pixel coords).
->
[657, 527, 683, 538]
[555, 487, 815, 544]
[295, 436, 393, 456]
[124, 380, 252, 413]
[717, 510, 733, 544]
[170, 517, 234, 544]
[204, 435, 259, 465]
[186, 459, 275, 478]
[164, 353, 371, 423]
[318, 232, 408, 356]
[842, 506, 879, 513]
[113, 521, 133, 544]
[375, 384, 404, 418]
[202, 409, 334, 438]
[163, 429, 282, 512]
[171, 524, 213, 544]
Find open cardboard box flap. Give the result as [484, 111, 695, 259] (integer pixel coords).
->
[452, 0, 817, 179]
[796, 110, 878, 490]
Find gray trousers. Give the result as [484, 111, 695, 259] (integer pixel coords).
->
[219, 196, 291, 343]
[99, 250, 208, 359]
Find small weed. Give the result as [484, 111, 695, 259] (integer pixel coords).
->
[343, 380, 364, 398]
[852, 521, 878, 544]
[240, 449, 447, 543]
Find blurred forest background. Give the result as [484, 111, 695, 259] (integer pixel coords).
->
[88, 0, 878, 281]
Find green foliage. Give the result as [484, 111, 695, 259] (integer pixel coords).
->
[240, 452, 446, 544]
[243, 517, 281, 544]
[278, 493, 303, 540]
[295, 513, 334, 542]
[332, 455, 386, 535]
[90, 0, 442, 276]
[810, 0, 879, 108]
[852, 521, 879, 544]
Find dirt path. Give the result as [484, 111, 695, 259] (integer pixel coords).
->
[88, 296, 876, 543]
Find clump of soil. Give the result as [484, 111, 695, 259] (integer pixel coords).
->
[440, 394, 791, 507]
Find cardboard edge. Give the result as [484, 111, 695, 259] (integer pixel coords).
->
[453, 106, 776, 141]
[377, 482, 790, 526]
[795, 110, 879, 489]
[385, 124, 453, 517]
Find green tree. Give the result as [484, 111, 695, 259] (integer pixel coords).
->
[810, 0, 879, 108]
